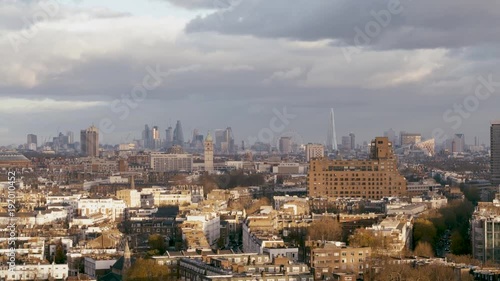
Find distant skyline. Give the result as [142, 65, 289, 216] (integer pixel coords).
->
[1, 0, 499, 146]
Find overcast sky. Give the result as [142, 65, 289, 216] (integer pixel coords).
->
[1, 0, 499, 146]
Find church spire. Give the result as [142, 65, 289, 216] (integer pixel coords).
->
[124, 238, 131, 271]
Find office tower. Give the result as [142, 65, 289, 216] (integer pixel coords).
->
[308, 137, 407, 199]
[80, 125, 99, 157]
[191, 129, 199, 148]
[349, 132, 356, 150]
[27, 134, 37, 150]
[214, 129, 225, 152]
[400, 132, 422, 146]
[213, 127, 235, 154]
[305, 144, 325, 162]
[52, 132, 69, 151]
[341, 136, 352, 151]
[143, 124, 151, 149]
[204, 132, 214, 173]
[165, 127, 173, 149]
[326, 108, 338, 151]
[66, 131, 74, 144]
[452, 134, 465, 153]
[173, 120, 184, 146]
[224, 127, 235, 154]
[152, 126, 160, 149]
[491, 122, 500, 185]
[279, 136, 292, 154]
[384, 128, 397, 146]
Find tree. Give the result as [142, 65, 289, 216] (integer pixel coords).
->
[308, 217, 342, 241]
[413, 218, 437, 247]
[349, 228, 381, 248]
[414, 241, 434, 257]
[54, 240, 66, 264]
[148, 234, 166, 255]
[450, 231, 467, 255]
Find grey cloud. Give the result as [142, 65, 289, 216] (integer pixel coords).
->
[161, 0, 221, 9]
[186, 0, 500, 50]
[1, 1, 499, 145]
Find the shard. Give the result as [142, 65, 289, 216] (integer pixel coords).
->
[327, 108, 338, 151]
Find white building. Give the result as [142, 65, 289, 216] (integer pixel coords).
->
[116, 189, 141, 208]
[46, 194, 81, 213]
[305, 144, 325, 162]
[366, 215, 413, 253]
[84, 257, 117, 279]
[77, 198, 126, 221]
[186, 212, 220, 246]
[108, 175, 129, 184]
[35, 208, 68, 225]
[0, 263, 69, 280]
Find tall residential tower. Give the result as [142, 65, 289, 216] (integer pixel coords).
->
[491, 121, 500, 186]
[80, 125, 99, 157]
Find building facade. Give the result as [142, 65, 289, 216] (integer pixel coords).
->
[308, 137, 407, 199]
[400, 132, 421, 146]
[491, 122, 500, 186]
[306, 144, 325, 162]
[205, 133, 214, 173]
[150, 153, 193, 172]
[306, 241, 371, 280]
[471, 196, 500, 264]
[80, 125, 99, 157]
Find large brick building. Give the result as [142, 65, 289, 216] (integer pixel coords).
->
[308, 137, 406, 199]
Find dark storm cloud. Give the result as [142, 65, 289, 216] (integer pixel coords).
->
[186, 0, 500, 49]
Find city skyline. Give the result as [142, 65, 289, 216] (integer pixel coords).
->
[2, 1, 500, 279]
[12, 117, 495, 149]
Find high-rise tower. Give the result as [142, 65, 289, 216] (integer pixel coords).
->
[165, 127, 173, 149]
[173, 120, 184, 146]
[152, 126, 160, 149]
[80, 125, 99, 157]
[204, 132, 214, 173]
[143, 124, 151, 149]
[491, 121, 500, 185]
[327, 108, 338, 151]
[27, 134, 37, 150]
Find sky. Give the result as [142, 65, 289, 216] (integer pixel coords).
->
[1, 0, 500, 147]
